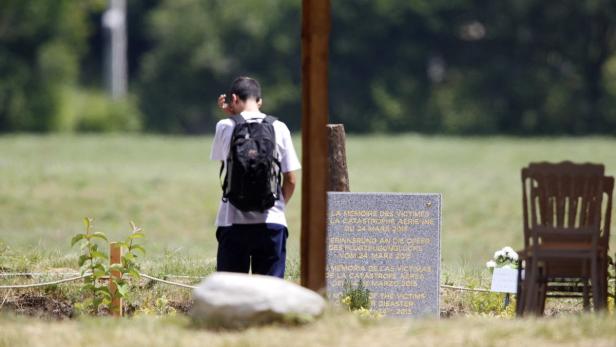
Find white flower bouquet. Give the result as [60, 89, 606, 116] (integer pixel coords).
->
[486, 246, 519, 271]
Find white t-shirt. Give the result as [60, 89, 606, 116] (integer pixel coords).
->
[210, 111, 301, 227]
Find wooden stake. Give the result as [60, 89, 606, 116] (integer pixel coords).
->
[327, 124, 350, 192]
[300, 0, 331, 291]
[109, 242, 123, 317]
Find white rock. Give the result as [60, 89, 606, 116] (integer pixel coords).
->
[191, 272, 326, 328]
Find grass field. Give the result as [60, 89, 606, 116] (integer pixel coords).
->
[1, 134, 615, 271]
[2, 134, 616, 346]
[1, 311, 616, 347]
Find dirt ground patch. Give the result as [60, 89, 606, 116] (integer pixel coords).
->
[1, 293, 74, 320]
[0, 293, 195, 319]
[169, 300, 193, 314]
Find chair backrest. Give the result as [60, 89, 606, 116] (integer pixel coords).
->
[601, 176, 614, 246]
[521, 161, 609, 248]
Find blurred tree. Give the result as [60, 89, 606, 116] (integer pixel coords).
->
[138, 0, 301, 133]
[435, 0, 616, 134]
[0, 0, 104, 132]
[2, 0, 616, 134]
[330, 0, 463, 133]
[139, 0, 616, 134]
[331, 0, 616, 134]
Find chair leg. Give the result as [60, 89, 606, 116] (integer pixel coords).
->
[599, 258, 608, 309]
[535, 265, 547, 316]
[525, 257, 541, 316]
[523, 258, 537, 315]
[515, 283, 523, 316]
[591, 256, 603, 311]
[583, 278, 590, 311]
[516, 260, 525, 317]
[538, 281, 547, 315]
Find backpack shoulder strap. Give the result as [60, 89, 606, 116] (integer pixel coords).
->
[263, 115, 277, 124]
[230, 115, 245, 124]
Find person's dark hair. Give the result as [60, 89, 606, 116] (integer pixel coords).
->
[229, 76, 262, 102]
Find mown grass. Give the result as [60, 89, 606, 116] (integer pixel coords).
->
[1, 134, 616, 345]
[1, 310, 615, 347]
[1, 134, 615, 274]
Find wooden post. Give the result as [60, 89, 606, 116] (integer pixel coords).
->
[109, 242, 123, 317]
[300, 0, 331, 291]
[327, 124, 350, 192]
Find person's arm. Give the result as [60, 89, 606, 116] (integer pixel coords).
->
[210, 121, 230, 161]
[282, 171, 297, 204]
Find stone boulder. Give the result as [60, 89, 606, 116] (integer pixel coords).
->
[191, 272, 326, 328]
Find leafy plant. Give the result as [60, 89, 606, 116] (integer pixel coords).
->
[341, 279, 371, 311]
[71, 218, 111, 314]
[465, 291, 515, 317]
[71, 218, 145, 315]
[461, 276, 515, 317]
[111, 221, 146, 306]
[154, 295, 176, 316]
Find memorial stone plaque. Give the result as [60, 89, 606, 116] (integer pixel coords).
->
[326, 192, 441, 318]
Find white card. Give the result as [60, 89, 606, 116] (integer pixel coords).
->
[490, 267, 518, 293]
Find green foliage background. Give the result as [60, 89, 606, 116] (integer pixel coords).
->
[0, 0, 95, 131]
[2, 0, 616, 134]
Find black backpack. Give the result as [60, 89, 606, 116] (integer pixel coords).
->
[220, 115, 282, 212]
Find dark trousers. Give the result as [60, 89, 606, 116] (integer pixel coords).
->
[216, 223, 288, 278]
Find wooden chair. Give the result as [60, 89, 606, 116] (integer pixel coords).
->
[516, 161, 613, 316]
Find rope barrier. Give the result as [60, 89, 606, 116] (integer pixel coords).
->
[440, 284, 491, 293]
[139, 273, 197, 289]
[0, 272, 198, 290]
[0, 272, 80, 277]
[0, 271, 613, 292]
[0, 272, 205, 280]
[0, 274, 89, 289]
[0, 272, 484, 292]
[160, 274, 205, 280]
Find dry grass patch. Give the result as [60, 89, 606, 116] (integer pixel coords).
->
[1, 311, 615, 347]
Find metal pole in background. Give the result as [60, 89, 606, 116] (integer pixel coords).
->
[102, 0, 127, 99]
[300, 0, 331, 291]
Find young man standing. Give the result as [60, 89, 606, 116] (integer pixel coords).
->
[210, 76, 301, 278]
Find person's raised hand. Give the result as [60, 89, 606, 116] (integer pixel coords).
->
[218, 94, 234, 115]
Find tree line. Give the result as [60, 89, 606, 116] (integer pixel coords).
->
[2, 0, 616, 135]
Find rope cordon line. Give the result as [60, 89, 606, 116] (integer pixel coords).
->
[440, 284, 491, 293]
[0, 272, 198, 290]
[0, 272, 205, 279]
[0, 274, 89, 289]
[138, 273, 197, 289]
[2, 271, 614, 293]
[0, 272, 487, 291]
